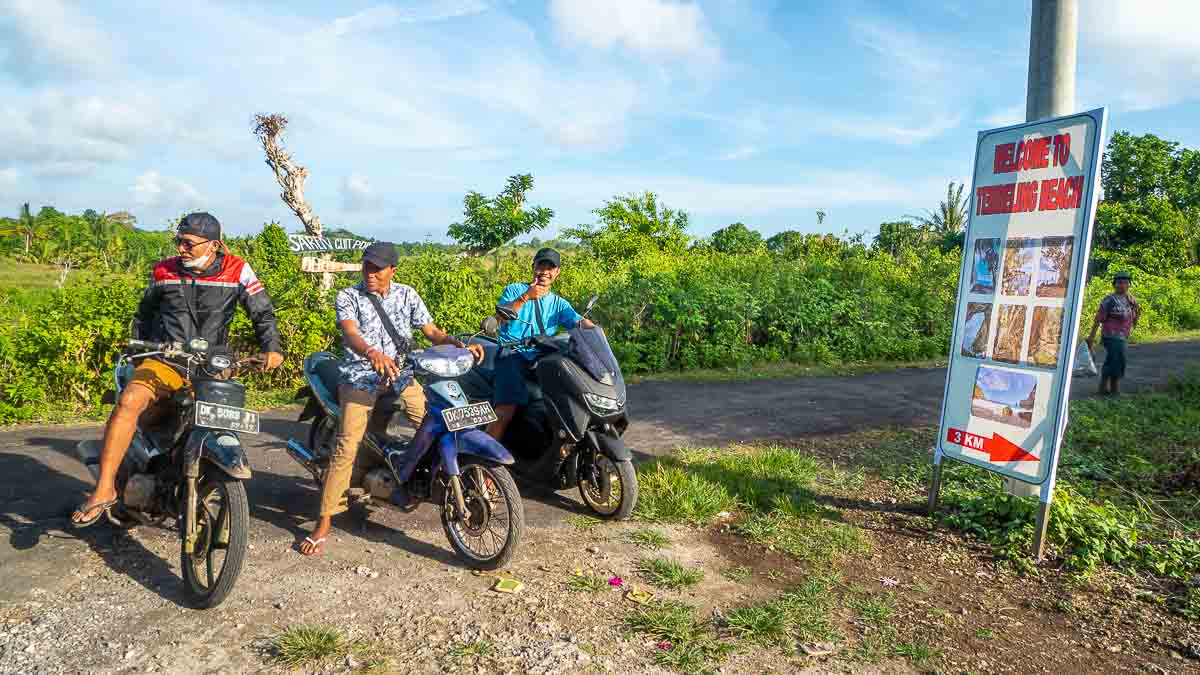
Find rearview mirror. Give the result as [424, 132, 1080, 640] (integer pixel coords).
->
[480, 315, 500, 338]
[495, 304, 519, 321]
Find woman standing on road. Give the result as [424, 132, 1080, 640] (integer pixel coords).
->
[1087, 271, 1141, 396]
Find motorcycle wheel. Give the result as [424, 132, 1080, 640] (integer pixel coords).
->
[307, 414, 337, 487]
[579, 456, 638, 521]
[441, 460, 524, 570]
[180, 472, 249, 609]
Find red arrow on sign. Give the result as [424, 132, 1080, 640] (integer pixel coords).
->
[946, 428, 1039, 462]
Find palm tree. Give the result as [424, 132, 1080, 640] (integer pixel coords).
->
[909, 182, 969, 235]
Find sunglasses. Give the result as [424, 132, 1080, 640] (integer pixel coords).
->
[175, 237, 211, 252]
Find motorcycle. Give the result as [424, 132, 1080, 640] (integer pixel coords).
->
[286, 344, 525, 570]
[457, 296, 638, 520]
[76, 338, 262, 609]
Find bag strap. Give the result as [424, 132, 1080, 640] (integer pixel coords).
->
[359, 287, 407, 362]
[531, 289, 546, 336]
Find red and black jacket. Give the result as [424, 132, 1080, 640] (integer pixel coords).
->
[132, 253, 282, 354]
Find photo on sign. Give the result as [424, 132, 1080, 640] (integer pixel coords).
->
[960, 302, 992, 359]
[970, 238, 1002, 295]
[1002, 238, 1036, 296]
[1035, 236, 1074, 298]
[1027, 306, 1064, 368]
[971, 365, 1037, 429]
[992, 304, 1027, 364]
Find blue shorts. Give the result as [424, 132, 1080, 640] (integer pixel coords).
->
[493, 354, 535, 406]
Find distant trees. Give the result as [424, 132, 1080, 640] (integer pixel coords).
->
[448, 174, 553, 256]
[710, 222, 763, 254]
[565, 191, 690, 260]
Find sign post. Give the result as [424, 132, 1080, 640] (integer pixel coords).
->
[929, 108, 1107, 561]
[288, 235, 370, 289]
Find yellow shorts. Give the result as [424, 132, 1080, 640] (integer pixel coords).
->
[128, 358, 186, 400]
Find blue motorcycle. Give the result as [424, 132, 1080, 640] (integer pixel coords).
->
[286, 344, 524, 569]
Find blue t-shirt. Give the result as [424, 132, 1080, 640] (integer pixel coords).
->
[497, 283, 582, 359]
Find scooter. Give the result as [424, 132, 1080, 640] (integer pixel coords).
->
[76, 338, 261, 608]
[286, 344, 525, 570]
[457, 296, 638, 520]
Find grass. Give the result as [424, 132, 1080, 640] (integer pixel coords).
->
[849, 593, 899, 663]
[726, 574, 841, 648]
[625, 600, 733, 672]
[448, 639, 494, 660]
[567, 571, 609, 593]
[567, 514, 604, 531]
[0, 262, 61, 290]
[722, 565, 752, 583]
[270, 625, 364, 668]
[637, 557, 704, 590]
[894, 640, 943, 666]
[628, 358, 947, 384]
[626, 528, 670, 550]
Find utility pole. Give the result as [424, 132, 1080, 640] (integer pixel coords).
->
[1008, 0, 1078, 552]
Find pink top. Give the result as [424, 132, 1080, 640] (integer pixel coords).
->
[1095, 293, 1139, 338]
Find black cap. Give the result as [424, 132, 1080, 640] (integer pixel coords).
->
[532, 247, 561, 268]
[362, 241, 399, 268]
[177, 212, 221, 240]
[1113, 271, 1132, 282]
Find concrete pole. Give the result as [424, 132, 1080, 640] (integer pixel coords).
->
[1007, 0, 1078, 501]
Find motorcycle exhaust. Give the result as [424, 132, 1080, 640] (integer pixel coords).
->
[286, 439, 322, 483]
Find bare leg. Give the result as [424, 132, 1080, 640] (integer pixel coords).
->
[300, 516, 331, 555]
[71, 385, 155, 523]
[1098, 376, 1110, 395]
[1110, 377, 1120, 396]
[487, 404, 517, 441]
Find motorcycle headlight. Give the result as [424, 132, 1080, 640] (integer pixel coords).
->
[188, 338, 209, 353]
[584, 392, 620, 413]
[209, 355, 232, 370]
[415, 351, 475, 378]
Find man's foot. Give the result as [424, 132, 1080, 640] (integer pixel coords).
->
[299, 520, 332, 556]
[70, 488, 119, 528]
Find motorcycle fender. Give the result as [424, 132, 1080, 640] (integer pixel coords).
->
[436, 429, 515, 476]
[298, 395, 322, 422]
[588, 430, 631, 461]
[188, 429, 253, 480]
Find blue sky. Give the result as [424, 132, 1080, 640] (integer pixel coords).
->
[2, 0, 1198, 242]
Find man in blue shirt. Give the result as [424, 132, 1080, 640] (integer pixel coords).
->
[486, 248, 592, 440]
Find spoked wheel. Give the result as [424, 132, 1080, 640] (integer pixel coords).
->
[579, 455, 638, 520]
[441, 460, 524, 570]
[180, 472, 249, 609]
[307, 415, 337, 487]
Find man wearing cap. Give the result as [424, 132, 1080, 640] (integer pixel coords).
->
[486, 247, 593, 442]
[300, 242, 484, 556]
[71, 212, 284, 527]
[1087, 271, 1141, 396]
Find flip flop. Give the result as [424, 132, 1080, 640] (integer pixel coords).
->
[70, 497, 119, 529]
[299, 536, 326, 556]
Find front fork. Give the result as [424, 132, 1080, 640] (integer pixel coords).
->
[447, 474, 469, 519]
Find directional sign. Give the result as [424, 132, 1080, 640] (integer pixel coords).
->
[288, 235, 370, 253]
[935, 108, 1107, 485]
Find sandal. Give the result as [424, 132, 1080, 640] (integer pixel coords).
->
[299, 536, 326, 556]
[70, 496, 119, 529]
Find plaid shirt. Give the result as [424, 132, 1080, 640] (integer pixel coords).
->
[335, 281, 432, 394]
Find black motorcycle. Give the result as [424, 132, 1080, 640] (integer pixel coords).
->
[76, 338, 262, 608]
[458, 297, 638, 520]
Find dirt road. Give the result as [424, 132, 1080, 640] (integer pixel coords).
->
[1, 339, 1197, 673]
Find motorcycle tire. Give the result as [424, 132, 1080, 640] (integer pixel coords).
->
[180, 472, 249, 610]
[441, 459, 524, 570]
[579, 457, 638, 521]
[307, 414, 337, 487]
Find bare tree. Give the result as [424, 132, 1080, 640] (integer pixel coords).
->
[252, 113, 323, 238]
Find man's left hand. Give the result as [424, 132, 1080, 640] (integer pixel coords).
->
[467, 343, 486, 364]
[263, 352, 285, 370]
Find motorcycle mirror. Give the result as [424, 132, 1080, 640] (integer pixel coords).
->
[495, 304, 519, 321]
[480, 315, 500, 338]
[583, 295, 599, 317]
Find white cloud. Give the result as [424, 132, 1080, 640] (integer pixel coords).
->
[1081, 0, 1200, 110]
[0, 0, 113, 82]
[549, 0, 719, 65]
[326, 1, 490, 37]
[982, 105, 1025, 129]
[719, 146, 759, 161]
[131, 171, 204, 210]
[0, 168, 18, 194]
[342, 173, 381, 212]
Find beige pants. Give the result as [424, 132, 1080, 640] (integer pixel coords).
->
[318, 382, 426, 517]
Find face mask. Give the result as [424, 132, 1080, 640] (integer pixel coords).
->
[181, 252, 213, 270]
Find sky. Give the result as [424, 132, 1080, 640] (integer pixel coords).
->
[2, 0, 1199, 242]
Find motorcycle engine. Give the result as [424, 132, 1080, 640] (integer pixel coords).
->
[122, 473, 158, 511]
[363, 468, 396, 500]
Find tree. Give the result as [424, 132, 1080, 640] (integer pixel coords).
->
[908, 182, 968, 235]
[253, 113, 323, 238]
[710, 222, 764, 255]
[1102, 131, 1181, 206]
[766, 230, 845, 260]
[566, 191, 689, 260]
[447, 174, 553, 256]
[1094, 197, 1194, 273]
[873, 219, 931, 256]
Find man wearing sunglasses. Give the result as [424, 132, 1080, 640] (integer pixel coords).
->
[71, 212, 284, 527]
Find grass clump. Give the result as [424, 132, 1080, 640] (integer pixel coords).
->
[270, 625, 363, 668]
[625, 600, 733, 672]
[567, 514, 604, 531]
[722, 565, 752, 582]
[638, 557, 705, 590]
[626, 528, 670, 550]
[448, 639, 494, 660]
[566, 572, 609, 593]
[724, 573, 841, 650]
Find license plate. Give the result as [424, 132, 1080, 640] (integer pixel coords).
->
[441, 401, 498, 432]
[195, 401, 260, 434]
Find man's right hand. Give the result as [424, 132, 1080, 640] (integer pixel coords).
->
[367, 348, 400, 383]
[524, 283, 550, 300]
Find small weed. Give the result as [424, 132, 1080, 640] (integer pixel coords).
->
[853, 625, 899, 663]
[851, 594, 895, 626]
[974, 628, 996, 640]
[926, 607, 952, 621]
[567, 572, 609, 594]
[271, 626, 360, 668]
[1053, 598, 1077, 615]
[627, 528, 670, 550]
[726, 602, 790, 646]
[568, 515, 603, 531]
[723, 565, 752, 582]
[765, 569, 785, 582]
[449, 639, 494, 660]
[638, 557, 705, 590]
[895, 640, 943, 666]
[625, 600, 731, 672]
[910, 579, 932, 594]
